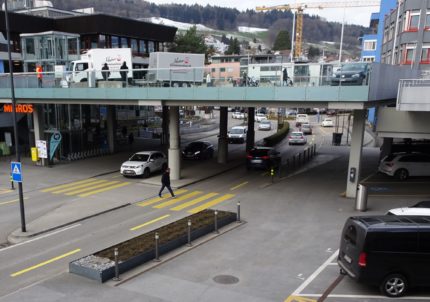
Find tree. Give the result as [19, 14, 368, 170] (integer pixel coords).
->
[272, 30, 291, 51]
[224, 37, 240, 55]
[169, 26, 207, 54]
[308, 46, 321, 59]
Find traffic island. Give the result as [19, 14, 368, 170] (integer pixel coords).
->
[69, 209, 237, 282]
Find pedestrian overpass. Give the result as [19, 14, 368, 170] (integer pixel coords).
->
[0, 63, 418, 198]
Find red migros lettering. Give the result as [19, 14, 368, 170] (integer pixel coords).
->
[3, 104, 34, 113]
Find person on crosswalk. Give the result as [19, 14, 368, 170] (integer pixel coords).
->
[159, 167, 175, 198]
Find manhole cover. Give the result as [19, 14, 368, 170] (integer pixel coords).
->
[213, 275, 239, 285]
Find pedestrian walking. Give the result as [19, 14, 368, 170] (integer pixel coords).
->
[36, 64, 43, 88]
[159, 167, 175, 198]
[120, 61, 128, 86]
[283, 68, 288, 86]
[101, 63, 110, 81]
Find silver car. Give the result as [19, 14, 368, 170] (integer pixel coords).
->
[120, 151, 167, 178]
[378, 153, 430, 180]
[258, 120, 272, 131]
[288, 131, 307, 145]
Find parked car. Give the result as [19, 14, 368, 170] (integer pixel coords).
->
[255, 113, 267, 122]
[378, 152, 430, 180]
[338, 215, 430, 297]
[258, 119, 272, 131]
[232, 111, 245, 119]
[120, 151, 167, 178]
[321, 118, 334, 127]
[182, 141, 214, 160]
[288, 131, 307, 145]
[228, 126, 247, 143]
[331, 62, 369, 86]
[286, 110, 297, 117]
[387, 201, 430, 216]
[246, 146, 281, 170]
[300, 123, 312, 135]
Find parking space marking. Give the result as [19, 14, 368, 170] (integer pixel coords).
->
[285, 296, 317, 302]
[368, 194, 430, 197]
[136, 189, 188, 207]
[170, 193, 219, 211]
[230, 181, 248, 191]
[188, 194, 235, 214]
[130, 214, 170, 231]
[153, 191, 203, 209]
[10, 248, 81, 277]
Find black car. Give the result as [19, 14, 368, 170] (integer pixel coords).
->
[182, 141, 214, 160]
[246, 147, 281, 170]
[338, 215, 430, 297]
[331, 63, 369, 86]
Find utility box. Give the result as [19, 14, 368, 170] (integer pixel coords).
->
[31, 147, 39, 162]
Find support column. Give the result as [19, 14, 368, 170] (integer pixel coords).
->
[379, 137, 393, 161]
[33, 104, 46, 166]
[217, 107, 228, 164]
[161, 105, 169, 146]
[246, 107, 255, 151]
[107, 106, 116, 154]
[168, 106, 181, 180]
[346, 109, 366, 198]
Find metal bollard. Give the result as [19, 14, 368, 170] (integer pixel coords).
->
[292, 155, 296, 170]
[187, 219, 192, 246]
[270, 167, 274, 183]
[307, 148, 310, 161]
[10, 173, 14, 190]
[154, 232, 160, 262]
[214, 210, 219, 234]
[298, 153, 301, 166]
[113, 248, 120, 281]
[237, 201, 241, 223]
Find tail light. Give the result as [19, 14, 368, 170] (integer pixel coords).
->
[261, 155, 270, 160]
[358, 252, 367, 267]
[246, 155, 253, 159]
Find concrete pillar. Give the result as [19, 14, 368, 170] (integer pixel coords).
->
[217, 107, 228, 164]
[161, 105, 169, 146]
[379, 137, 393, 161]
[33, 104, 46, 166]
[346, 109, 366, 198]
[107, 106, 116, 154]
[168, 106, 181, 180]
[246, 107, 255, 151]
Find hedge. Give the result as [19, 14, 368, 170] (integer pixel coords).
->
[263, 121, 290, 147]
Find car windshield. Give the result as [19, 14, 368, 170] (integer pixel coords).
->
[186, 142, 203, 151]
[261, 120, 270, 124]
[129, 154, 149, 161]
[250, 148, 271, 157]
[301, 124, 310, 128]
[340, 63, 366, 72]
[324, 119, 332, 122]
[230, 128, 244, 134]
[291, 133, 303, 137]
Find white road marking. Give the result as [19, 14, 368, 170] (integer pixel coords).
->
[0, 224, 81, 252]
[297, 293, 430, 300]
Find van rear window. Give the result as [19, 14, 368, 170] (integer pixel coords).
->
[344, 225, 357, 245]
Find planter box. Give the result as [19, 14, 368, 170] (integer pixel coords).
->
[70, 210, 236, 282]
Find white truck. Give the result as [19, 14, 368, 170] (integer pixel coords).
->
[147, 52, 205, 87]
[67, 48, 133, 83]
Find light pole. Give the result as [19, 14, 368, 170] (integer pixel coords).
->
[4, 0, 26, 232]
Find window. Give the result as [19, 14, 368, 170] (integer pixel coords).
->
[363, 40, 377, 51]
[403, 44, 416, 64]
[120, 37, 128, 48]
[370, 231, 418, 253]
[148, 41, 155, 53]
[111, 36, 119, 48]
[421, 45, 430, 63]
[220, 67, 226, 72]
[426, 13, 430, 30]
[407, 10, 420, 31]
[211, 68, 216, 72]
[388, 22, 395, 40]
[139, 40, 146, 54]
[68, 38, 78, 55]
[344, 225, 357, 245]
[383, 27, 389, 43]
[130, 39, 138, 53]
[75, 62, 89, 71]
[25, 38, 35, 55]
[99, 35, 106, 48]
[362, 56, 375, 62]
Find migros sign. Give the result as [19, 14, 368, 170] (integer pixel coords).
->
[3, 104, 34, 114]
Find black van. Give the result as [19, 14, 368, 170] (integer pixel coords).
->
[338, 215, 430, 297]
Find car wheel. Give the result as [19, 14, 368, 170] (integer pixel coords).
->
[380, 274, 408, 297]
[143, 168, 151, 178]
[395, 169, 409, 181]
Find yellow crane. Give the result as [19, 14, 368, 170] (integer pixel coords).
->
[256, 1, 380, 59]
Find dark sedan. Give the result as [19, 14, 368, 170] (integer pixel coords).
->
[182, 141, 214, 160]
[331, 63, 368, 86]
[246, 146, 281, 170]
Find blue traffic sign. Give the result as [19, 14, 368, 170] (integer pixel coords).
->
[11, 161, 22, 183]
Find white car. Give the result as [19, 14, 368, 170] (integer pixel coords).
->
[387, 201, 430, 216]
[228, 126, 247, 143]
[255, 113, 267, 122]
[321, 118, 334, 127]
[232, 111, 245, 119]
[120, 151, 167, 178]
[288, 131, 307, 145]
[378, 153, 430, 180]
[258, 119, 272, 131]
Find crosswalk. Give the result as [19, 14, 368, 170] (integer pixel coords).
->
[41, 178, 130, 197]
[136, 189, 235, 213]
[0, 188, 13, 195]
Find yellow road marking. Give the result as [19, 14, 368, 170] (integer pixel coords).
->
[111, 175, 122, 179]
[170, 192, 219, 211]
[230, 181, 248, 191]
[52, 179, 108, 194]
[78, 182, 130, 197]
[188, 194, 235, 214]
[130, 214, 170, 231]
[0, 189, 12, 195]
[0, 197, 29, 206]
[10, 248, 81, 277]
[136, 189, 188, 207]
[65, 181, 119, 196]
[285, 296, 317, 302]
[154, 191, 203, 209]
[41, 179, 96, 192]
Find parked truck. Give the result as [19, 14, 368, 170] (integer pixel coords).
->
[146, 52, 205, 87]
[67, 48, 133, 83]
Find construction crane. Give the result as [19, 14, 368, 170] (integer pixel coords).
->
[256, 1, 380, 60]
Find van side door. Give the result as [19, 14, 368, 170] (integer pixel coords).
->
[417, 226, 430, 285]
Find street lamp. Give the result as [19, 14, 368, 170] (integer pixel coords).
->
[4, 0, 27, 232]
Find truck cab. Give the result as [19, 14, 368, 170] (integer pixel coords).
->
[67, 61, 89, 83]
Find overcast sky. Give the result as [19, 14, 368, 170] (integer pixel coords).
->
[149, 1, 378, 27]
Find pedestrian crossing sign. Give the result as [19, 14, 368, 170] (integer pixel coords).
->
[10, 161, 22, 182]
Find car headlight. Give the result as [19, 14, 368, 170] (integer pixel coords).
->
[352, 73, 360, 78]
[194, 151, 201, 155]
